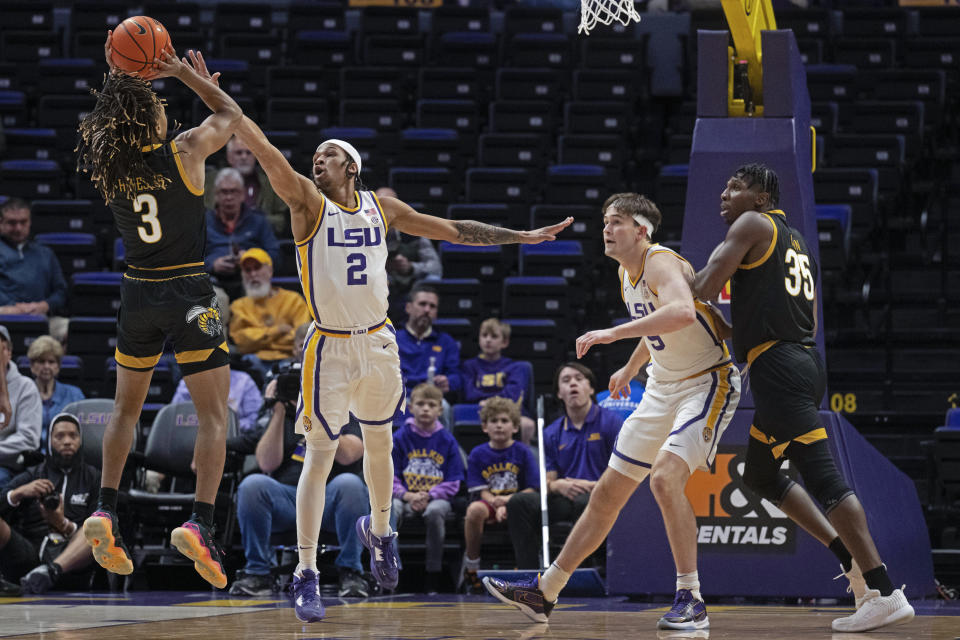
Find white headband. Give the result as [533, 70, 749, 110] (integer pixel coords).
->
[316, 139, 362, 175]
[632, 213, 654, 238]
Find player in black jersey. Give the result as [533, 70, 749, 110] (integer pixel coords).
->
[692, 164, 913, 633]
[75, 38, 242, 589]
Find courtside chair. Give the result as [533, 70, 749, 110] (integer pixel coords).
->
[62, 398, 139, 477]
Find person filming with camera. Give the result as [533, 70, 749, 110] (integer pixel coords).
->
[228, 322, 371, 599]
[0, 413, 99, 595]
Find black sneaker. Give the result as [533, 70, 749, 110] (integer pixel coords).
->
[171, 519, 227, 589]
[20, 563, 61, 594]
[338, 568, 369, 598]
[0, 574, 21, 597]
[229, 572, 275, 597]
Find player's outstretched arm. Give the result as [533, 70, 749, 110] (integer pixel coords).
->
[380, 197, 572, 246]
[153, 50, 241, 162]
[234, 116, 321, 241]
[692, 212, 771, 301]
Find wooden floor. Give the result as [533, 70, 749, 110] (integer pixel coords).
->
[1, 592, 957, 639]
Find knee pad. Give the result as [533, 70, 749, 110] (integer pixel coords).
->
[789, 440, 852, 512]
[742, 463, 794, 506]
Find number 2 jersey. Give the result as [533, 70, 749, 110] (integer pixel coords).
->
[730, 210, 817, 364]
[620, 244, 730, 382]
[107, 141, 206, 269]
[295, 190, 389, 329]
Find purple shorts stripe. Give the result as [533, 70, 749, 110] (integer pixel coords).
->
[668, 371, 719, 436]
[613, 448, 652, 469]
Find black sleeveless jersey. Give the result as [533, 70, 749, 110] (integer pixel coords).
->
[108, 140, 206, 269]
[731, 210, 817, 363]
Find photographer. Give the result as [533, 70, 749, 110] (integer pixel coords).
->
[0, 413, 98, 594]
[228, 328, 371, 599]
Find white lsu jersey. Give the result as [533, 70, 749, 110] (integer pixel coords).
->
[620, 244, 731, 382]
[295, 190, 389, 330]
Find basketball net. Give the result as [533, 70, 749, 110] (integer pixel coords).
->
[578, 0, 642, 35]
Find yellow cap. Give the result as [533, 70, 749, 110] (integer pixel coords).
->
[239, 247, 272, 267]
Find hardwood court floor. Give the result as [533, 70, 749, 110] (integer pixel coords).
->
[1, 592, 957, 639]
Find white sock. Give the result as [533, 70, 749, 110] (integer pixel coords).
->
[296, 443, 337, 571]
[677, 570, 702, 602]
[539, 562, 570, 603]
[360, 424, 394, 537]
[463, 554, 480, 571]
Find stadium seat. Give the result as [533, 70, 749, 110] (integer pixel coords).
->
[363, 34, 425, 67]
[68, 317, 119, 384]
[213, 3, 272, 33]
[452, 403, 486, 455]
[0, 160, 64, 199]
[810, 101, 838, 136]
[834, 39, 896, 70]
[70, 272, 123, 317]
[3, 129, 60, 164]
[340, 99, 404, 131]
[418, 67, 481, 101]
[813, 168, 878, 234]
[805, 65, 858, 102]
[37, 58, 98, 95]
[495, 68, 564, 102]
[61, 398, 137, 471]
[35, 232, 99, 275]
[36, 95, 96, 131]
[478, 133, 549, 171]
[827, 134, 905, 197]
[290, 31, 355, 68]
[17, 355, 83, 387]
[105, 358, 174, 403]
[563, 101, 630, 134]
[431, 32, 499, 69]
[287, 2, 346, 32]
[504, 33, 571, 69]
[2, 4, 56, 31]
[530, 204, 599, 262]
[0, 31, 61, 63]
[557, 134, 625, 167]
[655, 164, 689, 241]
[489, 100, 555, 135]
[816, 204, 851, 272]
[360, 7, 420, 35]
[573, 69, 638, 103]
[841, 8, 910, 40]
[389, 167, 455, 209]
[438, 242, 505, 308]
[838, 101, 924, 159]
[503, 7, 564, 37]
[431, 6, 489, 35]
[432, 317, 476, 360]
[266, 97, 329, 131]
[267, 66, 332, 100]
[466, 168, 535, 205]
[795, 38, 824, 66]
[400, 128, 463, 172]
[932, 427, 960, 506]
[544, 164, 609, 206]
[432, 279, 482, 324]
[520, 241, 585, 285]
[0, 91, 27, 128]
[502, 277, 568, 319]
[860, 70, 946, 126]
[579, 37, 646, 71]
[143, 2, 202, 32]
[446, 203, 511, 228]
[341, 67, 410, 101]
[502, 318, 562, 393]
[0, 315, 48, 354]
[416, 99, 481, 141]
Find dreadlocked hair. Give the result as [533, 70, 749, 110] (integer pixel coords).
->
[76, 72, 172, 202]
[734, 163, 780, 208]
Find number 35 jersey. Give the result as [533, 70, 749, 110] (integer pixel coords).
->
[621, 244, 730, 383]
[731, 210, 817, 364]
[108, 141, 206, 269]
[296, 190, 389, 329]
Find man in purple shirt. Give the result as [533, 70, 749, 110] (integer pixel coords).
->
[391, 383, 465, 593]
[505, 362, 622, 569]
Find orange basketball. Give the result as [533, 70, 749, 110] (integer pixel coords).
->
[110, 16, 172, 80]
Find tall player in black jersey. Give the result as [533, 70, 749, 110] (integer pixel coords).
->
[692, 164, 913, 632]
[75, 38, 242, 589]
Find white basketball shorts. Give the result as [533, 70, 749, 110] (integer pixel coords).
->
[609, 364, 741, 481]
[295, 321, 405, 445]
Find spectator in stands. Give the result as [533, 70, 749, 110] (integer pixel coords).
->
[376, 187, 443, 318]
[0, 325, 42, 486]
[229, 356, 370, 598]
[460, 397, 538, 593]
[229, 248, 311, 378]
[391, 383, 465, 593]
[397, 283, 462, 399]
[204, 168, 281, 299]
[506, 362, 622, 569]
[170, 367, 262, 433]
[0, 413, 98, 594]
[461, 318, 536, 443]
[27, 336, 84, 450]
[0, 199, 67, 317]
[205, 136, 289, 237]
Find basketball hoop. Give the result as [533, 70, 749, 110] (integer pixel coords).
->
[578, 0, 642, 35]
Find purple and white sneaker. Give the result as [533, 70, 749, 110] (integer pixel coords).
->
[483, 575, 555, 623]
[291, 569, 324, 622]
[355, 515, 399, 590]
[657, 589, 709, 630]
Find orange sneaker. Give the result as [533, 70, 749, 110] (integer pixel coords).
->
[83, 510, 134, 575]
[171, 519, 227, 588]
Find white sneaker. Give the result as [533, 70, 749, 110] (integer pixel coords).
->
[833, 559, 867, 608]
[831, 587, 914, 632]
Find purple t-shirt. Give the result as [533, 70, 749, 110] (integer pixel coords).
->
[466, 441, 539, 495]
[392, 420, 465, 500]
[543, 403, 622, 481]
[461, 356, 529, 404]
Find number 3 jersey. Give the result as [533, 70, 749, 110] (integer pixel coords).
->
[296, 190, 389, 329]
[107, 141, 206, 269]
[621, 244, 730, 382]
[731, 210, 817, 364]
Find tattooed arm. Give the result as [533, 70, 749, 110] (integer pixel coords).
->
[379, 196, 572, 246]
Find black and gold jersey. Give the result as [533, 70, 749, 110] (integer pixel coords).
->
[731, 210, 817, 364]
[108, 140, 206, 269]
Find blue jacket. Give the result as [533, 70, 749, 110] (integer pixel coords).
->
[397, 325, 462, 394]
[0, 238, 67, 314]
[203, 204, 281, 272]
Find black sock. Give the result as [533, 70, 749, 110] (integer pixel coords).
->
[192, 501, 215, 528]
[97, 487, 119, 512]
[863, 565, 894, 597]
[50, 562, 63, 580]
[828, 537, 853, 574]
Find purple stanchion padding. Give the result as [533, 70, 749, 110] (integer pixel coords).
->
[606, 410, 936, 597]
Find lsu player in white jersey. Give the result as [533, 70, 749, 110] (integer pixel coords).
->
[485, 193, 740, 631]
[227, 110, 571, 620]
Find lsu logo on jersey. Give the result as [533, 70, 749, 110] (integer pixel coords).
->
[327, 227, 382, 247]
[185, 300, 222, 337]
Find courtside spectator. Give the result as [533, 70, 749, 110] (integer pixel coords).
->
[0, 325, 42, 486]
[26, 336, 84, 449]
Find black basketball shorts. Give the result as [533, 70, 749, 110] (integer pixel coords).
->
[115, 266, 229, 377]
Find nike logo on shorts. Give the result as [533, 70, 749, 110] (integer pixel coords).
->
[668, 442, 683, 447]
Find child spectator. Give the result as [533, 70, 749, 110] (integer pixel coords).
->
[391, 383, 465, 593]
[460, 397, 538, 592]
[461, 318, 535, 443]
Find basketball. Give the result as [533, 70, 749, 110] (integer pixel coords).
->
[110, 16, 172, 80]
